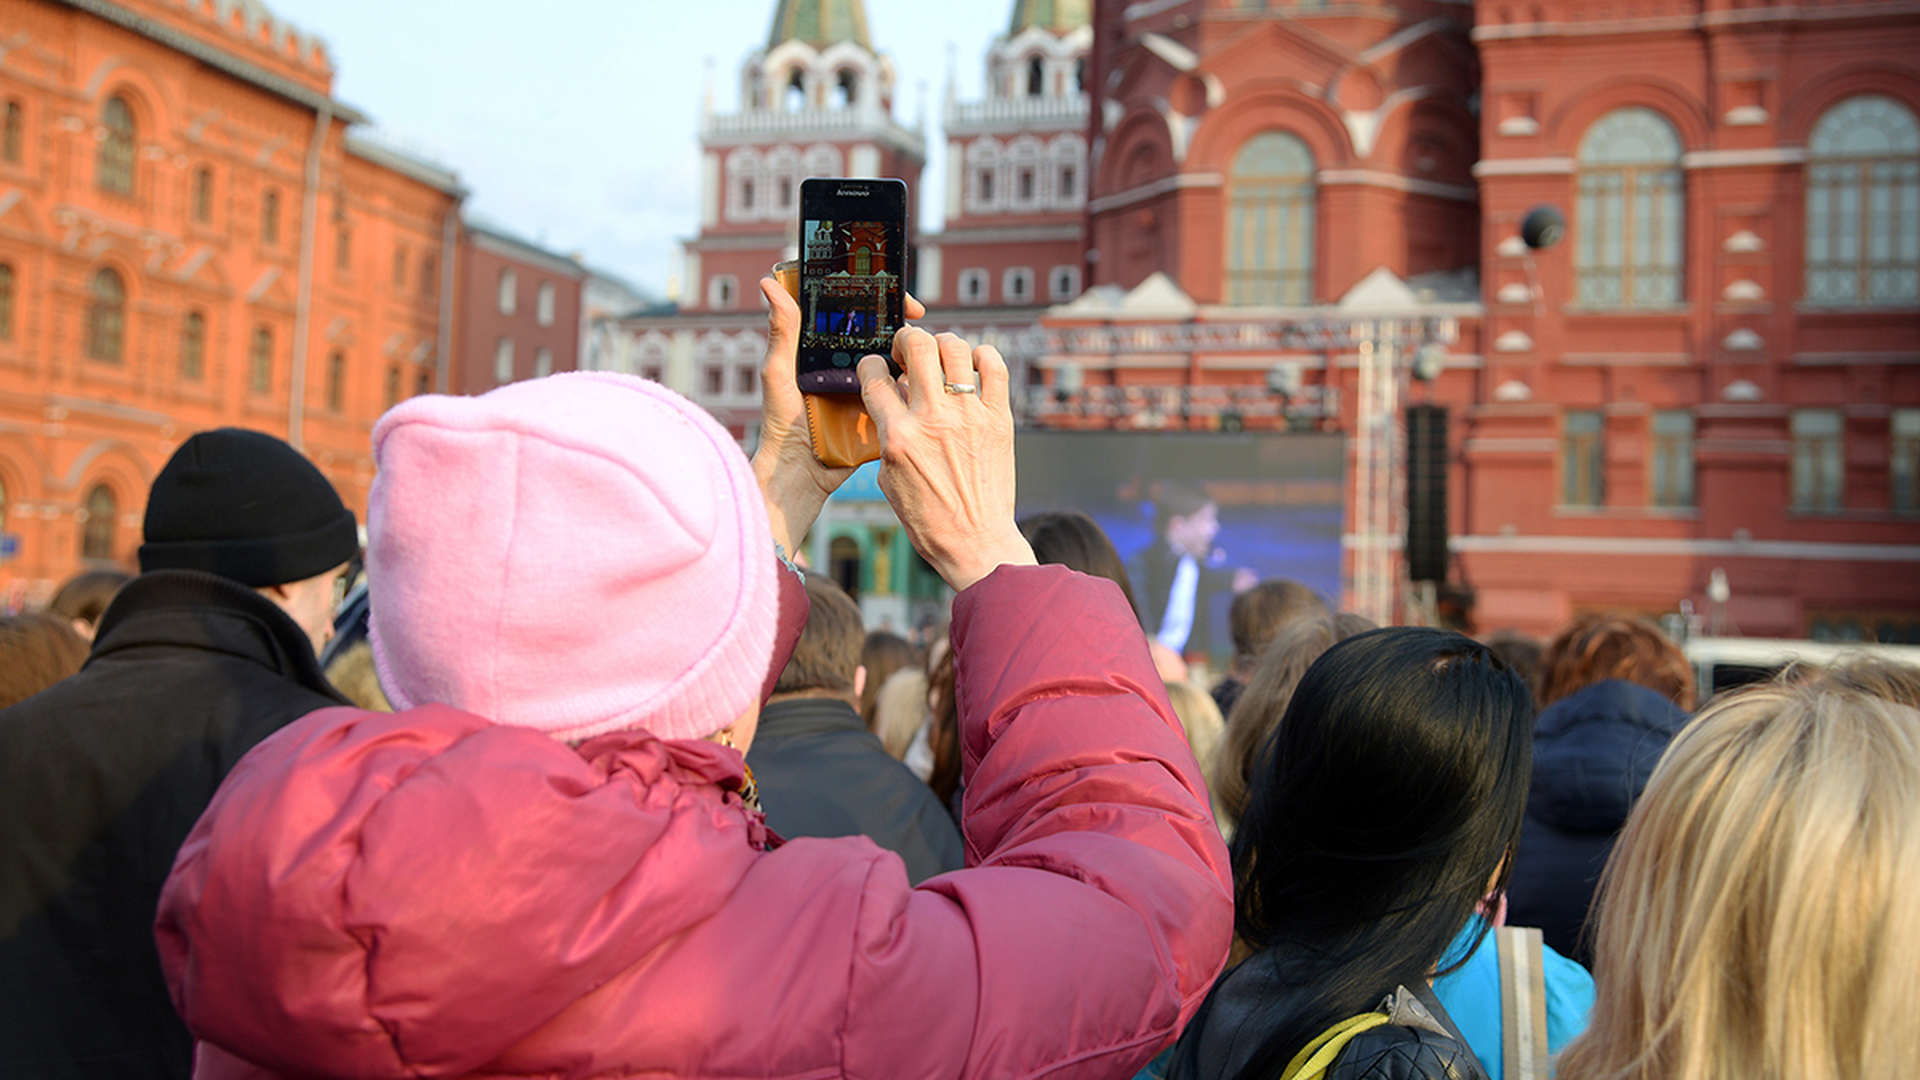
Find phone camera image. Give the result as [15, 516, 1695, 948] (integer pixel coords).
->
[797, 178, 906, 393]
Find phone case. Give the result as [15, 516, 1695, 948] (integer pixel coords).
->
[804, 390, 882, 468]
[777, 258, 883, 469]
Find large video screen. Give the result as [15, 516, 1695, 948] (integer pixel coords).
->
[1014, 430, 1346, 667]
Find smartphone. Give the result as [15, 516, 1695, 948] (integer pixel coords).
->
[796, 177, 908, 393]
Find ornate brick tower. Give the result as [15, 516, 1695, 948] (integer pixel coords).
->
[681, 0, 926, 318]
[920, 0, 1091, 312]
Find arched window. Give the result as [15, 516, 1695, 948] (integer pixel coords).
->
[1576, 107, 1684, 308]
[326, 350, 346, 411]
[86, 268, 125, 363]
[498, 268, 517, 315]
[536, 281, 556, 326]
[832, 70, 858, 109]
[534, 346, 553, 378]
[4, 100, 22, 163]
[97, 95, 135, 195]
[192, 167, 213, 222]
[0, 263, 13, 340]
[81, 484, 116, 561]
[261, 187, 280, 245]
[1805, 95, 1920, 307]
[1027, 56, 1045, 97]
[783, 71, 807, 112]
[1226, 132, 1315, 305]
[248, 324, 273, 394]
[180, 310, 205, 380]
[494, 336, 514, 383]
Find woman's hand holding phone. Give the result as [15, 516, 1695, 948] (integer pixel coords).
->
[857, 328, 1036, 593]
[751, 276, 925, 557]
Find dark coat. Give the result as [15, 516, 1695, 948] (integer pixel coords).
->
[0, 570, 349, 1080]
[1506, 679, 1688, 967]
[745, 694, 964, 884]
[1164, 955, 1487, 1080]
[1130, 542, 1237, 660]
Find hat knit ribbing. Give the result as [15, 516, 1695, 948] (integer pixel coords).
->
[366, 372, 779, 743]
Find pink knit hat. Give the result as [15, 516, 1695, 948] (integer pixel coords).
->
[366, 371, 779, 743]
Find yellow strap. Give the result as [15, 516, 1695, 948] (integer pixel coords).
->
[1278, 1012, 1391, 1080]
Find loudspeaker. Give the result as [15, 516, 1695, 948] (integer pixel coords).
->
[1406, 404, 1449, 583]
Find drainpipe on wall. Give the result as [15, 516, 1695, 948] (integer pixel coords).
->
[289, 101, 333, 451]
[437, 201, 459, 394]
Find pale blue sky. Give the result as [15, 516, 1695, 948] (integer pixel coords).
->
[264, 0, 1015, 297]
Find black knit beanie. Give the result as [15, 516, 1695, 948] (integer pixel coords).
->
[138, 428, 359, 587]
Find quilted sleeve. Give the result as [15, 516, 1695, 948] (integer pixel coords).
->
[840, 564, 1234, 1080]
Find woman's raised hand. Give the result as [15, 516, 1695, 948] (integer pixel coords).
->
[857, 328, 1036, 592]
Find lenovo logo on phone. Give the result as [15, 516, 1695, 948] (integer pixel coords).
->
[797, 177, 908, 394]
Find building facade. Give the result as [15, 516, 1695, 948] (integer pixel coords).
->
[453, 221, 584, 396]
[1015, 0, 1920, 639]
[0, 0, 462, 607]
[918, 0, 1091, 314]
[623, 0, 927, 441]
[1461, 0, 1920, 639]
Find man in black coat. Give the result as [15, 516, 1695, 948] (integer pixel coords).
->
[0, 429, 359, 1079]
[745, 574, 962, 885]
[1130, 484, 1256, 665]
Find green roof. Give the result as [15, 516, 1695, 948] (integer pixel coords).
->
[768, 0, 871, 50]
[1009, 0, 1090, 36]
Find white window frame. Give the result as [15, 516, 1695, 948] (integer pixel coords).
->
[1003, 267, 1034, 304]
[497, 269, 517, 316]
[958, 268, 989, 306]
[494, 336, 515, 384]
[1049, 265, 1081, 301]
[536, 282, 556, 327]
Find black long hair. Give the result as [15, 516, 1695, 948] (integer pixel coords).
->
[1222, 627, 1533, 1079]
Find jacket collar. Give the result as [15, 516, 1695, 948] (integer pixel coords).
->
[89, 569, 347, 705]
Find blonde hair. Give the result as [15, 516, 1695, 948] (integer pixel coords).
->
[1162, 680, 1225, 794]
[1560, 675, 1920, 1080]
[871, 666, 930, 762]
[1210, 611, 1374, 830]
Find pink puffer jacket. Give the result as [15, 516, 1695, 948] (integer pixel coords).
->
[156, 565, 1233, 1080]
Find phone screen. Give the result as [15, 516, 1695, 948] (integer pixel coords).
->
[797, 177, 907, 393]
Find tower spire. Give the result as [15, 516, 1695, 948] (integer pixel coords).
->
[1008, 0, 1091, 36]
[767, 0, 872, 51]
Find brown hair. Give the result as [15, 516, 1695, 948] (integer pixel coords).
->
[926, 632, 961, 809]
[1560, 677, 1920, 1080]
[48, 568, 133, 632]
[1538, 612, 1694, 712]
[1211, 611, 1375, 830]
[1018, 510, 1141, 623]
[1482, 629, 1546, 702]
[1227, 579, 1327, 672]
[858, 630, 921, 731]
[0, 612, 90, 708]
[772, 574, 864, 697]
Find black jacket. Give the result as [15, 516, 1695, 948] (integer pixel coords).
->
[1165, 953, 1486, 1080]
[0, 570, 349, 1079]
[1506, 679, 1688, 967]
[1130, 541, 1238, 660]
[745, 695, 964, 885]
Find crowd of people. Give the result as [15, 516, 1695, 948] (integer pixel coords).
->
[1, 274, 1914, 1080]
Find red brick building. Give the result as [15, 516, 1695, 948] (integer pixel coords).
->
[0, 0, 462, 607]
[1024, 0, 1919, 639]
[623, 0, 927, 438]
[918, 0, 1090, 314]
[452, 221, 583, 395]
[1461, 0, 1920, 639]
